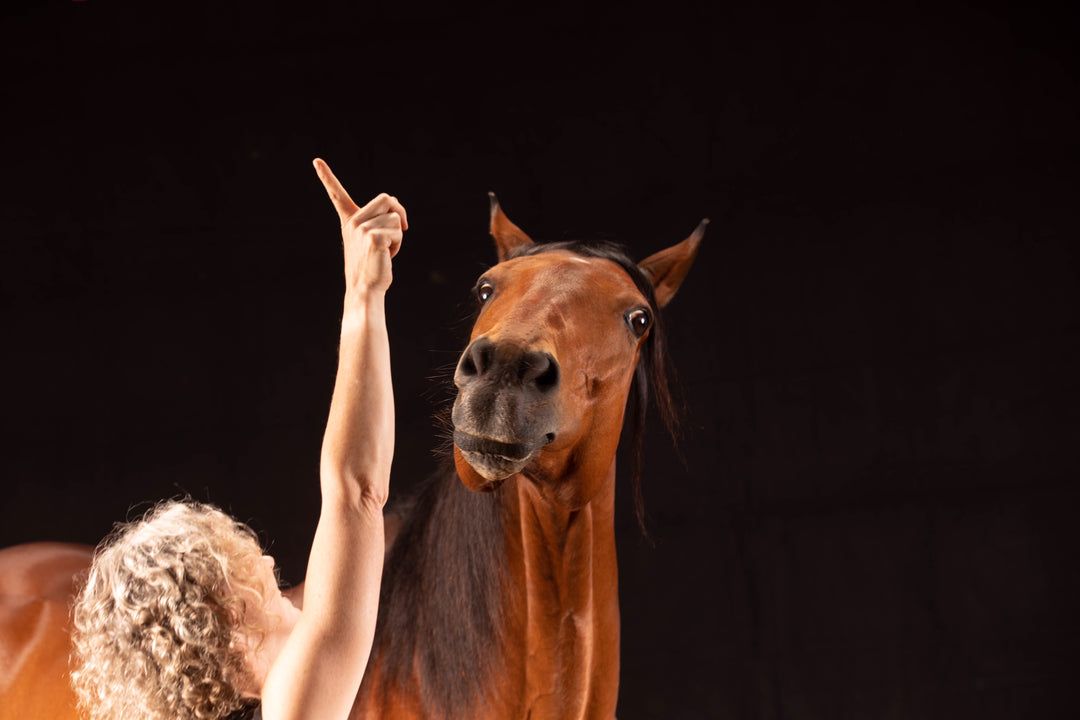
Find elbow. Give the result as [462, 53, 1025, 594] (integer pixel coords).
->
[321, 464, 391, 513]
[353, 482, 390, 513]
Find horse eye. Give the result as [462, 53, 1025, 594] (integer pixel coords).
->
[477, 281, 494, 303]
[626, 308, 651, 337]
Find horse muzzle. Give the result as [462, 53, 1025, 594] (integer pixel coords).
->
[452, 335, 561, 484]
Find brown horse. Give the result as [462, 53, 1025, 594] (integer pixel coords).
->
[350, 197, 704, 719]
[0, 197, 703, 720]
[0, 542, 92, 720]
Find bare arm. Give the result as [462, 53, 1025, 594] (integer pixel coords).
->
[260, 159, 408, 720]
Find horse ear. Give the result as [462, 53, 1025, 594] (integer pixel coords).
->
[638, 219, 708, 307]
[489, 192, 534, 261]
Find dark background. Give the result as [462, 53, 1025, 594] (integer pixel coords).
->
[2, 1, 1077, 717]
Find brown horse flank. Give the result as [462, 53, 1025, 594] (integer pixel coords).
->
[350, 196, 704, 719]
[0, 197, 703, 720]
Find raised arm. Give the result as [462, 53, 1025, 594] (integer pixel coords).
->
[260, 159, 407, 720]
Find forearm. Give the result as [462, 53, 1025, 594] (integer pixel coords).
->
[319, 290, 394, 510]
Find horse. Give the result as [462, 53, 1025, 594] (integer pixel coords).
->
[350, 196, 704, 719]
[0, 196, 704, 720]
[0, 542, 93, 720]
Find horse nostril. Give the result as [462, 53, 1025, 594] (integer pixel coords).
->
[456, 337, 495, 382]
[522, 351, 560, 394]
[457, 340, 559, 395]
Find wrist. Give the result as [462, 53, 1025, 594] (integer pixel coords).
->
[340, 291, 386, 332]
[343, 285, 385, 310]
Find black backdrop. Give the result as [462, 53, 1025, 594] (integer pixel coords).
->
[2, 1, 1077, 717]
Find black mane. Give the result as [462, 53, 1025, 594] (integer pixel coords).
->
[365, 460, 509, 719]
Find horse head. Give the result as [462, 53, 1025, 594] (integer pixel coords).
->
[452, 194, 705, 510]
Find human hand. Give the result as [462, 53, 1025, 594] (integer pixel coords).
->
[313, 158, 408, 294]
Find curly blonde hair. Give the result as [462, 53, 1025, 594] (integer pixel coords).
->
[71, 500, 271, 720]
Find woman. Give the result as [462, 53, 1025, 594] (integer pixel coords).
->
[70, 158, 407, 720]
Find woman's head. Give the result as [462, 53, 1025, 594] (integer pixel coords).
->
[70, 500, 273, 720]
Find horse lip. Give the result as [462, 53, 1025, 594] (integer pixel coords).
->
[453, 430, 551, 482]
[452, 431, 548, 461]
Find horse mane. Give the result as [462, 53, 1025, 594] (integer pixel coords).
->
[367, 237, 678, 718]
[510, 239, 681, 537]
[367, 459, 509, 719]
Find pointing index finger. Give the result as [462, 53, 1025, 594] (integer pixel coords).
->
[313, 158, 360, 225]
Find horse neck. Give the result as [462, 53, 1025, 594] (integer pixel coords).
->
[500, 462, 621, 719]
